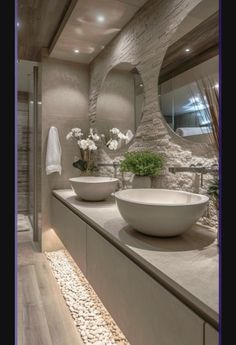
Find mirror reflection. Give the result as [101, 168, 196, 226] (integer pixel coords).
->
[96, 62, 144, 150]
[158, 0, 219, 145]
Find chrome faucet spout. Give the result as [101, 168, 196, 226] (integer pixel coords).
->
[112, 161, 119, 178]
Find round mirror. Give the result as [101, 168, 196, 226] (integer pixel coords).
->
[158, 0, 219, 145]
[96, 62, 144, 152]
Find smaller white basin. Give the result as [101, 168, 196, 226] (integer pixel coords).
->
[69, 176, 119, 201]
[115, 189, 209, 237]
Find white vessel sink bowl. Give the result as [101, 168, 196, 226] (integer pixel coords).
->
[115, 189, 209, 237]
[69, 176, 119, 201]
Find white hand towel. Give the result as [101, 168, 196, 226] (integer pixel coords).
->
[175, 126, 212, 137]
[46, 126, 62, 175]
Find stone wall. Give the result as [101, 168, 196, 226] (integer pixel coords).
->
[88, 0, 218, 231]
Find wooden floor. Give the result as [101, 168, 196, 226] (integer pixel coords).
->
[18, 227, 84, 345]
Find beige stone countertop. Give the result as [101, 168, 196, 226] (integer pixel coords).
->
[52, 189, 219, 328]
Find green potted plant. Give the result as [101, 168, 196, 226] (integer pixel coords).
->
[207, 177, 219, 210]
[207, 177, 219, 245]
[120, 150, 164, 188]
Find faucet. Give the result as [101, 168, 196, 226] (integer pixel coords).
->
[168, 164, 218, 188]
[97, 161, 119, 178]
[112, 161, 119, 178]
[96, 161, 126, 190]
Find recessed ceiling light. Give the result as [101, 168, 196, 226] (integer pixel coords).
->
[139, 83, 143, 87]
[101, 45, 105, 49]
[74, 49, 79, 54]
[17, 21, 20, 28]
[97, 15, 105, 23]
[185, 48, 190, 52]
[214, 83, 219, 88]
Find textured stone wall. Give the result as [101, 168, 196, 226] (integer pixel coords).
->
[88, 0, 218, 231]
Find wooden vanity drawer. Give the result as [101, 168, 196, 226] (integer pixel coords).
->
[51, 196, 87, 274]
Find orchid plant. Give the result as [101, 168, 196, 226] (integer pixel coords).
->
[66, 127, 100, 173]
[105, 128, 133, 150]
[66, 127, 134, 173]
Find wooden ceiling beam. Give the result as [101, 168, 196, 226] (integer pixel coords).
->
[18, 0, 74, 61]
[159, 11, 219, 84]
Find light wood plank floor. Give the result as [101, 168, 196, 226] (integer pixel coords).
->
[18, 227, 84, 345]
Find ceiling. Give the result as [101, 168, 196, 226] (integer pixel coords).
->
[18, 0, 73, 61]
[49, 0, 149, 64]
[170, 0, 218, 44]
[18, 0, 217, 65]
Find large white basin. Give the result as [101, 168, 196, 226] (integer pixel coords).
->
[115, 189, 209, 237]
[69, 176, 119, 201]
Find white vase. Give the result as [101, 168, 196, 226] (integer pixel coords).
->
[132, 175, 151, 188]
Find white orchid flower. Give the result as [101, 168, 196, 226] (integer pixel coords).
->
[66, 132, 73, 140]
[89, 128, 100, 142]
[118, 132, 128, 140]
[125, 129, 134, 144]
[72, 128, 82, 133]
[110, 128, 120, 135]
[88, 142, 97, 151]
[92, 133, 100, 141]
[87, 139, 97, 151]
[75, 132, 83, 138]
[78, 139, 88, 150]
[108, 139, 119, 150]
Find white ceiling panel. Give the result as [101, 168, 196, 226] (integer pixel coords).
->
[50, 0, 149, 63]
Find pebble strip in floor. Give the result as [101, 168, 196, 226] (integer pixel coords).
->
[46, 250, 130, 345]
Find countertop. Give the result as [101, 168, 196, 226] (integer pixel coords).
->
[52, 189, 219, 328]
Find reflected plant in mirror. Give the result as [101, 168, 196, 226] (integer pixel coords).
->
[207, 177, 219, 210]
[158, 0, 219, 148]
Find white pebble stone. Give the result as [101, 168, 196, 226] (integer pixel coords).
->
[46, 250, 130, 345]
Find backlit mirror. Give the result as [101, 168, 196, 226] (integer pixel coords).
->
[96, 62, 144, 151]
[158, 0, 219, 145]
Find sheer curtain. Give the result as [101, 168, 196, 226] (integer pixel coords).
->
[195, 76, 219, 151]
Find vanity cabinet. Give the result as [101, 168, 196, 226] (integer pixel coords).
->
[51, 196, 87, 274]
[205, 323, 219, 345]
[51, 194, 218, 345]
[86, 226, 204, 345]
